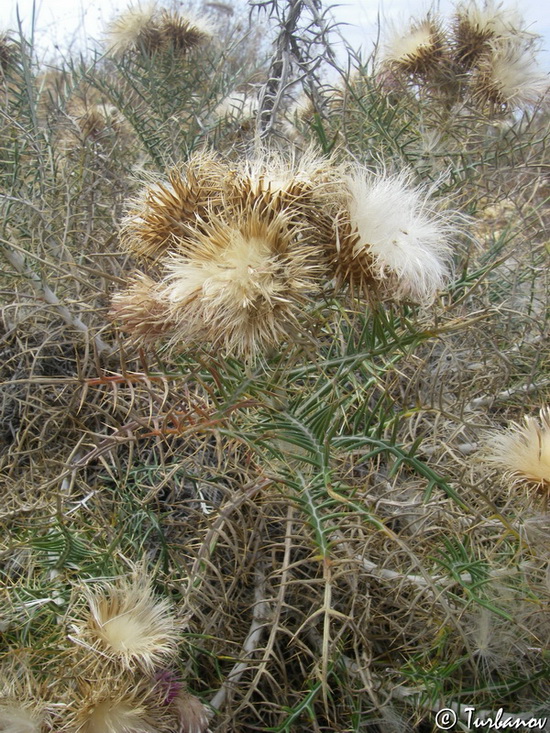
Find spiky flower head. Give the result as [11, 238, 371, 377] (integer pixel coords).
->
[453, 0, 528, 68]
[155, 207, 323, 358]
[485, 407, 550, 487]
[335, 169, 454, 302]
[110, 273, 175, 344]
[121, 153, 228, 260]
[0, 33, 17, 72]
[214, 90, 258, 123]
[0, 665, 48, 733]
[105, 4, 211, 56]
[472, 37, 549, 109]
[65, 680, 160, 733]
[105, 3, 161, 55]
[71, 575, 180, 673]
[157, 10, 212, 53]
[383, 18, 447, 77]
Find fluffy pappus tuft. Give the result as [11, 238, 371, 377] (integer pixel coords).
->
[484, 407, 550, 488]
[121, 153, 228, 260]
[71, 575, 180, 673]
[382, 18, 447, 77]
[472, 37, 549, 109]
[170, 690, 210, 733]
[453, 0, 528, 68]
[157, 208, 323, 358]
[105, 3, 161, 55]
[336, 169, 455, 302]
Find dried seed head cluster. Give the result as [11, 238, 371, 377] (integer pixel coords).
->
[105, 3, 211, 56]
[72, 576, 180, 673]
[484, 407, 550, 488]
[379, 0, 548, 110]
[112, 151, 457, 359]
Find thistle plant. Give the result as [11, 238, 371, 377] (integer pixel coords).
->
[1, 1, 549, 731]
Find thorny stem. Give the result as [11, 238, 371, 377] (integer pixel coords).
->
[209, 565, 270, 714]
[0, 241, 113, 355]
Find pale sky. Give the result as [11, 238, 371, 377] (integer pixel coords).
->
[1, 0, 550, 70]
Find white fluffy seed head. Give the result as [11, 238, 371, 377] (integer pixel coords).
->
[474, 38, 549, 108]
[105, 3, 159, 55]
[485, 407, 550, 487]
[343, 170, 454, 302]
[382, 18, 446, 76]
[455, 0, 526, 41]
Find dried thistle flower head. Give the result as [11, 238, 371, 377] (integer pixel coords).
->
[66, 681, 160, 733]
[472, 37, 549, 109]
[121, 153, 228, 260]
[157, 208, 322, 358]
[158, 10, 212, 53]
[336, 169, 454, 302]
[73, 575, 180, 673]
[170, 690, 209, 733]
[110, 273, 175, 344]
[0, 33, 17, 72]
[454, 0, 527, 68]
[485, 407, 550, 487]
[0, 663, 48, 733]
[0, 703, 42, 733]
[105, 4, 211, 56]
[214, 90, 258, 123]
[105, 3, 161, 55]
[383, 18, 447, 77]
[155, 672, 209, 733]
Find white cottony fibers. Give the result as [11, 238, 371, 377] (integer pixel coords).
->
[455, 0, 526, 40]
[345, 171, 454, 302]
[478, 38, 549, 107]
[485, 407, 550, 486]
[383, 20, 441, 70]
[105, 3, 158, 54]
